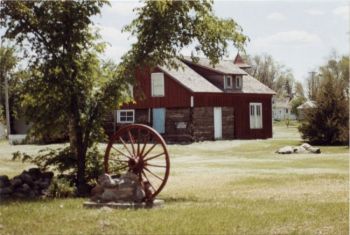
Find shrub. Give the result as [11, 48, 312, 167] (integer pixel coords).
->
[47, 178, 76, 198]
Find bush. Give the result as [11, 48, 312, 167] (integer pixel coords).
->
[47, 178, 76, 198]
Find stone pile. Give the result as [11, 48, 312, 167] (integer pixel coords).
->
[277, 143, 321, 154]
[91, 172, 146, 203]
[0, 168, 53, 200]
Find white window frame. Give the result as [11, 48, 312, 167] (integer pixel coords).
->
[151, 72, 165, 97]
[236, 75, 242, 88]
[116, 109, 135, 123]
[249, 103, 263, 129]
[224, 75, 233, 89]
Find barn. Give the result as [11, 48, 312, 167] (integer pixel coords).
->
[105, 54, 275, 142]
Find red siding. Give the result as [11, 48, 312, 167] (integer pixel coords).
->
[123, 68, 192, 109]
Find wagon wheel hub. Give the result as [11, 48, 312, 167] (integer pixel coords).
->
[128, 157, 145, 175]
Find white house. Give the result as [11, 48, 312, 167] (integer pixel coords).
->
[272, 97, 297, 120]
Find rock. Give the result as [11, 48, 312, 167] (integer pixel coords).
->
[101, 188, 120, 202]
[0, 175, 10, 188]
[293, 146, 308, 153]
[20, 183, 31, 193]
[0, 187, 13, 195]
[37, 179, 51, 189]
[12, 192, 27, 199]
[301, 143, 312, 150]
[133, 187, 145, 203]
[91, 184, 104, 202]
[41, 171, 54, 180]
[20, 172, 34, 186]
[309, 147, 321, 154]
[10, 177, 23, 188]
[28, 168, 42, 180]
[276, 146, 293, 154]
[98, 174, 118, 188]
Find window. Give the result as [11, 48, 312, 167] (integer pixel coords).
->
[249, 103, 263, 129]
[116, 110, 135, 123]
[151, 72, 165, 97]
[224, 75, 232, 89]
[236, 76, 242, 88]
[286, 108, 288, 113]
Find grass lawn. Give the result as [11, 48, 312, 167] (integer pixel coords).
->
[0, 125, 348, 234]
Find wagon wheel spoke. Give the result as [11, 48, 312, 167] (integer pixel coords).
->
[111, 146, 133, 160]
[144, 152, 165, 162]
[141, 142, 158, 159]
[139, 132, 151, 157]
[146, 163, 166, 168]
[136, 128, 141, 156]
[128, 130, 136, 156]
[119, 137, 134, 157]
[144, 167, 164, 181]
[110, 158, 129, 164]
[142, 170, 156, 192]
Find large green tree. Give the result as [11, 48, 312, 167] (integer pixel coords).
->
[1, 0, 247, 195]
[299, 55, 349, 145]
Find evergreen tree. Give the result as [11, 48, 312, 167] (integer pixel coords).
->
[299, 56, 349, 145]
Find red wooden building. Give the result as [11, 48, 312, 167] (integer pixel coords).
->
[105, 54, 275, 142]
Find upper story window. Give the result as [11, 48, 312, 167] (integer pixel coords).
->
[116, 109, 135, 123]
[249, 103, 263, 129]
[235, 75, 242, 89]
[151, 72, 165, 97]
[224, 75, 233, 89]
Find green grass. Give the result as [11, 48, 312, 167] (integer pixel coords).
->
[0, 125, 348, 235]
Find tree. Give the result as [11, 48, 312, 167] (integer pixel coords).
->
[294, 81, 305, 98]
[299, 56, 349, 145]
[1, 0, 247, 195]
[246, 53, 294, 97]
[307, 71, 320, 101]
[0, 46, 17, 127]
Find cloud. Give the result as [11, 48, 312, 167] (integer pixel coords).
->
[333, 5, 349, 20]
[96, 25, 135, 44]
[267, 12, 286, 21]
[106, 1, 143, 17]
[95, 25, 136, 61]
[305, 9, 325, 16]
[253, 30, 322, 47]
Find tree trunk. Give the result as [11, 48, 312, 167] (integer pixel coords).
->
[68, 96, 89, 196]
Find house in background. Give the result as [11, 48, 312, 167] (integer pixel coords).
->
[272, 97, 297, 121]
[105, 54, 275, 142]
[297, 100, 317, 119]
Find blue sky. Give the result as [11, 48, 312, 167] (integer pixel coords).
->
[93, 0, 349, 84]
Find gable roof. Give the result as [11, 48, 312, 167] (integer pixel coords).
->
[182, 56, 247, 75]
[240, 75, 276, 95]
[158, 59, 222, 93]
[297, 101, 317, 109]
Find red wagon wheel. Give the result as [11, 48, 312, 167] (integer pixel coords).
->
[104, 124, 170, 200]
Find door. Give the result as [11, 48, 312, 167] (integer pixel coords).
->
[213, 107, 222, 139]
[152, 108, 166, 134]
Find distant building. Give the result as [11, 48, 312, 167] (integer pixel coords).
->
[272, 97, 297, 120]
[297, 101, 317, 119]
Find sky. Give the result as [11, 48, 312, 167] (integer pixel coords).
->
[92, 0, 349, 84]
